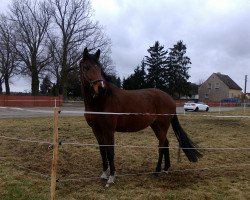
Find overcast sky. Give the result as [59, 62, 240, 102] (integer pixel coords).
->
[92, 0, 250, 92]
[0, 0, 249, 92]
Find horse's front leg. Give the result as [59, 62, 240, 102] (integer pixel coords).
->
[93, 129, 109, 179]
[105, 131, 116, 186]
[99, 145, 109, 180]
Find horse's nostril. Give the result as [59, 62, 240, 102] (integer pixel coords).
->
[98, 86, 106, 95]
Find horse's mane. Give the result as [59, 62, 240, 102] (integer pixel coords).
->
[101, 70, 113, 83]
[87, 53, 113, 83]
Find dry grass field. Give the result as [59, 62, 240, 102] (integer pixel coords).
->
[0, 109, 250, 200]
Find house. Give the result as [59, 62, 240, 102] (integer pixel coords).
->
[198, 73, 242, 102]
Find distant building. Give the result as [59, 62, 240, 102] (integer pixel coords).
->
[198, 73, 242, 102]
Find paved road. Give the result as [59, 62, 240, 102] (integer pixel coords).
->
[177, 106, 238, 113]
[0, 107, 87, 118]
[0, 106, 240, 119]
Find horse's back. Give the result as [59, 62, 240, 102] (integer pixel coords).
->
[113, 87, 176, 132]
[116, 88, 176, 113]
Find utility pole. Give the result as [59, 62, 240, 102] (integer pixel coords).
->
[244, 75, 247, 94]
[243, 75, 247, 113]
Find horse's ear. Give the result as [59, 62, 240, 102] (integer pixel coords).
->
[83, 47, 89, 58]
[95, 49, 100, 60]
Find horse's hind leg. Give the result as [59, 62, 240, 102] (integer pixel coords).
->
[156, 142, 164, 173]
[163, 138, 170, 172]
[151, 120, 171, 174]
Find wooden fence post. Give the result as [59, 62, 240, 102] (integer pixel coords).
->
[50, 106, 59, 200]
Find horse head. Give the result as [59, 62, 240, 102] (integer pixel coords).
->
[80, 47, 107, 98]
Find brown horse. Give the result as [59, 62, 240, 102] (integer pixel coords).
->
[80, 48, 202, 186]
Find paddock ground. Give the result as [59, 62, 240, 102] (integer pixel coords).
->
[0, 109, 249, 199]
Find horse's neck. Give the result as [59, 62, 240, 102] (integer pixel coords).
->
[82, 86, 93, 109]
[82, 82, 116, 111]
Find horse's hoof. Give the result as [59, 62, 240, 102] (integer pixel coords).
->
[162, 170, 169, 174]
[100, 173, 108, 180]
[105, 183, 111, 188]
[100, 168, 110, 180]
[163, 167, 170, 174]
[105, 183, 114, 188]
[107, 175, 115, 184]
[152, 172, 160, 178]
[105, 175, 115, 188]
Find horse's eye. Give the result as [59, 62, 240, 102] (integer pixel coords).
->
[84, 66, 90, 71]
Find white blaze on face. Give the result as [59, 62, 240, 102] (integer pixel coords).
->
[100, 81, 105, 88]
[92, 80, 106, 96]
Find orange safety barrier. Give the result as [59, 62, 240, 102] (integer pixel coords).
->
[0, 95, 63, 107]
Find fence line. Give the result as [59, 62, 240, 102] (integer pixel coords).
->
[1, 134, 250, 151]
[61, 142, 250, 150]
[0, 158, 50, 180]
[0, 100, 63, 102]
[0, 98, 246, 106]
[62, 110, 250, 118]
[1, 154, 249, 183]
[0, 96, 63, 107]
[59, 163, 250, 182]
[0, 99, 85, 103]
[0, 106, 54, 114]
[1, 106, 250, 118]
[0, 135, 52, 145]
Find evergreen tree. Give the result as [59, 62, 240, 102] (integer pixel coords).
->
[122, 40, 192, 97]
[122, 59, 147, 90]
[67, 70, 82, 98]
[40, 75, 52, 94]
[145, 41, 168, 90]
[188, 82, 198, 97]
[138, 59, 147, 88]
[166, 41, 191, 98]
[108, 74, 122, 88]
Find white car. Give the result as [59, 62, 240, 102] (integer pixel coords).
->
[184, 101, 209, 112]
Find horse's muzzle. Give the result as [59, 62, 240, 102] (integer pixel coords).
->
[98, 85, 107, 96]
[92, 80, 106, 98]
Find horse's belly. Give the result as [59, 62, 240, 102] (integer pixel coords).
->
[115, 115, 155, 132]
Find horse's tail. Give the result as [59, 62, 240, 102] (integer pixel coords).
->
[171, 114, 202, 162]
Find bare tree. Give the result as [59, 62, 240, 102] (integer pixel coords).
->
[197, 79, 205, 86]
[0, 14, 19, 95]
[9, 0, 51, 95]
[0, 74, 3, 94]
[48, 0, 112, 98]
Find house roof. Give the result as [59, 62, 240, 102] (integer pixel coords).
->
[215, 73, 242, 90]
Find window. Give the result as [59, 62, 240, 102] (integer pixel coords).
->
[207, 83, 212, 89]
[215, 83, 219, 89]
[205, 94, 209, 99]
